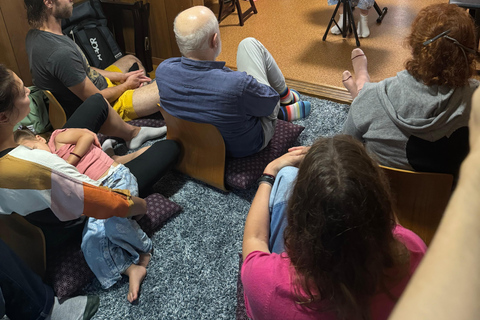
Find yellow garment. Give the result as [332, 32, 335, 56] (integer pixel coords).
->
[104, 65, 137, 121]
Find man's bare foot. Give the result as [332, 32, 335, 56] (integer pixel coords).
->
[124, 264, 147, 303]
[342, 70, 358, 99]
[351, 48, 370, 92]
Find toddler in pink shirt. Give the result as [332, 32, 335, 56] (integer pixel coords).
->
[15, 128, 152, 303]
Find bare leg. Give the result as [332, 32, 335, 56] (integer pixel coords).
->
[131, 81, 161, 118]
[112, 146, 150, 164]
[98, 103, 165, 149]
[124, 253, 151, 303]
[351, 48, 370, 92]
[110, 55, 146, 75]
[99, 104, 140, 142]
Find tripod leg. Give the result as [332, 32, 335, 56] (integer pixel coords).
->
[374, 2, 381, 16]
[346, 1, 360, 47]
[374, 2, 388, 23]
[323, 1, 342, 41]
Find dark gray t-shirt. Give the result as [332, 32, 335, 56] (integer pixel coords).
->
[26, 29, 108, 118]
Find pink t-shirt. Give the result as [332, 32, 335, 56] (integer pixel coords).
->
[241, 225, 427, 320]
[48, 129, 114, 180]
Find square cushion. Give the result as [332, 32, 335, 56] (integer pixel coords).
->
[225, 120, 304, 189]
[46, 193, 181, 298]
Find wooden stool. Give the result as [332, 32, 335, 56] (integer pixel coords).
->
[380, 165, 453, 246]
[218, 0, 257, 26]
[159, 106, 227, 192]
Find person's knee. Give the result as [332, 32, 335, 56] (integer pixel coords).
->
[164, 139, 181, 161]
[123, 55, 141, 65]
[238, 37, 260, 52]
[119, 54, 143, 72]
[147, 139, 181, 164]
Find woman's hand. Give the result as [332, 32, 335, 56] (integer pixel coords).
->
[264, 146, 310, 177]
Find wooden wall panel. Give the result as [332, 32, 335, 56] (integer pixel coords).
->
[0, 8, 19, 76]
[163, 1, 194, 58]
[0, 0, 32, 85]
[148, 0, 173, 59]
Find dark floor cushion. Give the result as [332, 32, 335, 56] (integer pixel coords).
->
[127, 117, 165, 129]
[46, 193, 181, 298]
[225, 120, 304, 189]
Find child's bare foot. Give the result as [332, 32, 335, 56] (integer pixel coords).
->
[342, 70, 358, 99]
[351, 48, 370, 92]
[124, 263, 148, 303]
[124, 252, 151, 303]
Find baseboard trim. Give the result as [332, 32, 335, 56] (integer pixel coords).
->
[285, 78, 352, 105]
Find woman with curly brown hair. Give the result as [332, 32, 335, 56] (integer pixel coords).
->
[242, 135, 426, 320]
[342, 3, 478, 177]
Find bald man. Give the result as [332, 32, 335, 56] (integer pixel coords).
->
[156, 6, 310, 158]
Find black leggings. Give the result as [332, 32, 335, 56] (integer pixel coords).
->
[63, 93, 180, 196]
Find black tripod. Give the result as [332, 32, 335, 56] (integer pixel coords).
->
[322, 1, 388, 47]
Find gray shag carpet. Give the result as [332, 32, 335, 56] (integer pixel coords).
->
[84, 94, 350, 319]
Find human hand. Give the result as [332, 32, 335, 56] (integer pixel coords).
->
[264, 146, 310, 177]
[121, 70, 144, 82]
[123, 71, 151, 89]
[288, 146, 311, 154]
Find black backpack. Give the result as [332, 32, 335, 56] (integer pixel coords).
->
[62, 0, 124, 69]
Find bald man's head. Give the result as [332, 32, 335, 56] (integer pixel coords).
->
[174, 6, 221, 59]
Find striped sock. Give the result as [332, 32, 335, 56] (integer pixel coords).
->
[279, 88, 300, 106]
[277, 101, 311, 121]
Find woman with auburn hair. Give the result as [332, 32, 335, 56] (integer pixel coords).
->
[242, 135, 427, 320]
[341, 3, 478, 177]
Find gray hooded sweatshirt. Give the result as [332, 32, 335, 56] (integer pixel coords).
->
[343, 70, 479, 176]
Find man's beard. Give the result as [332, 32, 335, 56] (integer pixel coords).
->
[53, 1, 73, 20]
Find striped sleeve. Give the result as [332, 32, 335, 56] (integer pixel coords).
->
[0, 147, 133, 221]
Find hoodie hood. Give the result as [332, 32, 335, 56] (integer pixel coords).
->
[376, 70, 478, 141]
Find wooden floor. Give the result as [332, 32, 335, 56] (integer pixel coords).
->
[207, 0, 445, 103]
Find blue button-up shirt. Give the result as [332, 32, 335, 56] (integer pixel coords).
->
[156, 57, 279, 157]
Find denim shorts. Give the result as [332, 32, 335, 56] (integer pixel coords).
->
[99, 163, 139, 196]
